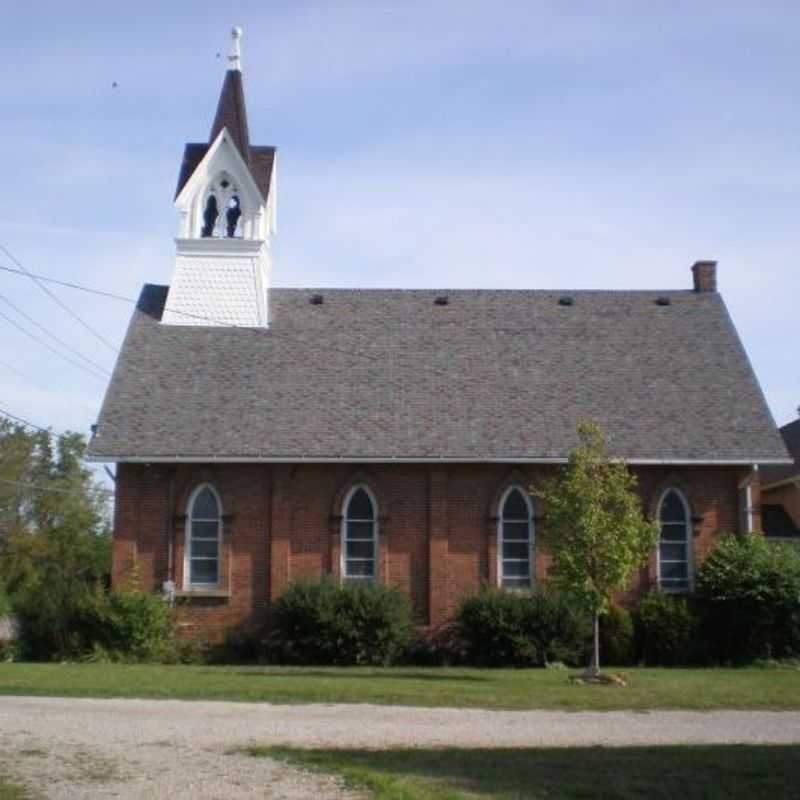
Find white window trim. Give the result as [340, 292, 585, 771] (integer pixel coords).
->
[184, 483, 223, 590]
[656, 488, 694, 594]
[340, 484, 380, 582]
[497, 485, 535, 590]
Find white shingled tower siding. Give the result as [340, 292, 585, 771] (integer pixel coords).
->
[162, 240, 269, 327]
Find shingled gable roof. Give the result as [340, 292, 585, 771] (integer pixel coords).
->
[88, 285, 791, 464]
[174, 67, 275, 201]
[761, 418, 800, 486]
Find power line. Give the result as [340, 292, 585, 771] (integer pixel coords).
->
[0, 478, 92, 497]
[0, 307, 108, 382]
[0, 242, 119, 354]
[0, 406, 52, 434]
[0, 291, 111, 377]
[0, 359, 48, 391]
[0, 263, 132, 304]
[0, 257, 535, 428]
[0, 409, 111, 494]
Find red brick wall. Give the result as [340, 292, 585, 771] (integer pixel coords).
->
[112, 462, 753, 640]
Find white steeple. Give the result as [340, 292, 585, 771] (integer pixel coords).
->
[162, 28, 277, 328]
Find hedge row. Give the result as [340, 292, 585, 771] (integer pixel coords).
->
[5, 533, 799, 666]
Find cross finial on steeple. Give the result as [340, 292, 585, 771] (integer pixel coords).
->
[229, 26, 243, 72]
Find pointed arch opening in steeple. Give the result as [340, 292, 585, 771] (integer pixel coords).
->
[197, 173, 244, 238]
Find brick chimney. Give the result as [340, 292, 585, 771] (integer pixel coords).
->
[692, 260, 717, 292]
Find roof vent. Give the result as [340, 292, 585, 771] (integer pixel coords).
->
[309, 294, 324, 305]
[655, 296, 671, 306]
[434, 295, 449, 306]
[558, 296, 574, 307]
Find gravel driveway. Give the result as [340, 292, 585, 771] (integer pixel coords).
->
[1, 696, 799, 798]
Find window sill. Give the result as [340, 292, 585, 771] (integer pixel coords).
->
[174, 588, 230, 599]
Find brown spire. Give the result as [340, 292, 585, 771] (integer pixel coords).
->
[209, 28, 250, 161]
[210, 69, 250, 162]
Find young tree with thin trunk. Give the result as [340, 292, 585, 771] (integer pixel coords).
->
[535, 422, 659, 676]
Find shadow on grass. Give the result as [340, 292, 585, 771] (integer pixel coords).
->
[206, 668, 490, 683]
[255, 745, 800, 800]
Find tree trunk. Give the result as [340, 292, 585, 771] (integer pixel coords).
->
[589, 612, 600, 677]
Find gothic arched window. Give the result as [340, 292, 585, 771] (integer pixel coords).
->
[198, 175, 243, 238]
[498, 486, 534, 589]
[342, 486, 378, 581]
[186, 484, 222, 587]
[657, 489, 692, 593]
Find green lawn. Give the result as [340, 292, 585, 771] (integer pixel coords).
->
[0, 663, 799, 710]
[0, 778, 31, 800]
[252, 745, 800, 799]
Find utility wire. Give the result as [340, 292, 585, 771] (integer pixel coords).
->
[0, 409, 113, 493]
[0, 307, 108, 382]
[0, 257, 535, 436]
[0, 263, 132, 303]
[0, 242, 119, 354]
[0, 261, 477, 385]
[0, 406, 52, 434]
[0, 359, 49, 391]
[0, 478, 92, 497]
[0, 290, 111, 377]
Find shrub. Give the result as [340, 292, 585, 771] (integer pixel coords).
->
[209, 627, 265, 664]
[270, 578, 414, 665]
[404, 623, 468, 666]
[93, 584, 178, 663]
[599, 604, 635, 665]
[13, 577, 181, 663]
[696, 534, 800, 663]
[456, 587, 589, 667]
[635, 592, 696, 666]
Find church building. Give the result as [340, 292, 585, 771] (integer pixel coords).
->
[88, 29, 791, 641]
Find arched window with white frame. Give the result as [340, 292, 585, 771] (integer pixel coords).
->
[341, 486, 378, 582]
[498, 486, 534, 590]
[185, 484, 222, 588]
[657, 489, 692, 593]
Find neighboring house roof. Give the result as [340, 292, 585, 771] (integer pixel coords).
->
[762, 504, 800, 538]
[761, 418, 800, 487]
[87, 285, 791, 463]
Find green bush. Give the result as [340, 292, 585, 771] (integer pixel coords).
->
[404, 623, 468, 666]
[599, 604, 635, 665]
[456, 587, 590, 667]
[696, 534, 800, 662]
[635, 592, 696, 666]
[14, 578, 181, 663]
[270, 578, 415, 665]
[92, 585, 178, 663]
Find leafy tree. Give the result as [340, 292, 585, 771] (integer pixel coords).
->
[0, 420, 112, 659]
[535, 422, 660, 676]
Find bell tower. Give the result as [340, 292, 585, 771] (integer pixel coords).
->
[163, 27, 277, 327]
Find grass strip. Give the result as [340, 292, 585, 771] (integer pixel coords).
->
[0, 777, 33, 800]
[251, 744, 800, 799]
[1, 663, 799, 711]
